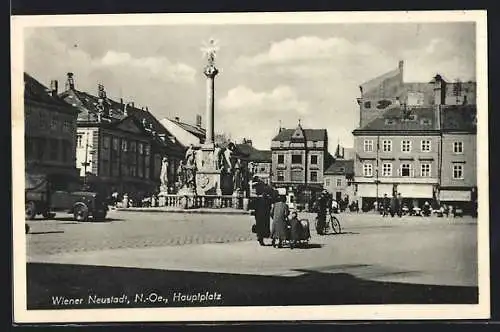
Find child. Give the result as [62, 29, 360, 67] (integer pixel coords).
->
[289, 211, 301, 249]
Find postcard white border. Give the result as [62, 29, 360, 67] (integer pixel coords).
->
[11, 10, 489, 323]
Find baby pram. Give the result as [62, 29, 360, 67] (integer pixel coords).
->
[285, 218, 311, 246]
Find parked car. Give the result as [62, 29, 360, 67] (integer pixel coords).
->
[25, 173, 108, 222]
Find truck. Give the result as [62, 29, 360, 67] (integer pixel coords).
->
[25, 173, 108, 222]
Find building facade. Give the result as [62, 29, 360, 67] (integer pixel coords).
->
[353, 62, 477, 211]
[24, 73, 79, 189]
[324, 159, 355, 203]
[59, 73, 185, 197]
[439, 105, 477, 211]
[237, 139, 272, 186]
[270, 124, 332, 203]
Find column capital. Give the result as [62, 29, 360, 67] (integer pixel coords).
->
[204, 65, 219, 78]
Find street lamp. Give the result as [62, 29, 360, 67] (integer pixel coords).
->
[375, 170, 380, 212]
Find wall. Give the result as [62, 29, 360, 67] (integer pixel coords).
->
[324, 174, 355, 200]
[440, 133, 477, 188]
[76, 127, 99, 177]
[354, 134, 440, 184]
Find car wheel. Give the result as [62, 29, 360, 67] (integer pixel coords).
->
[25, 201, 37, 220]
[73, 204, 89, 222]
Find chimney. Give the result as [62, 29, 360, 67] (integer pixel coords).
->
[130, 102, 134, 108]
[97, 83, 106, 99]
[66, 72, 75, 90]
[196, 114, 202, 127]
[146, 106, 149, 112]
[123, 104, 128, 117]
[433, 74, 446, 105]
[50, 80, 58, 97]
[120, 98, 123, 105]
[175, 116, 180, 122]
[246, 139, 252, 146]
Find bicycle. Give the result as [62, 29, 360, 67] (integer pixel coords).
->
[315, 213, 342, 235]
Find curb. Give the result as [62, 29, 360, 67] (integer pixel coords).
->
[114, 208, 251, 215]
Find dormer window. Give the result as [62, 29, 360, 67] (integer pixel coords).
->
[421, 118, 431, 125]
[385, 119, 395, 125]
[409, 114, 417, 121]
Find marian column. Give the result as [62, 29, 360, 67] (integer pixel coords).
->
[195, 38, 222, 196]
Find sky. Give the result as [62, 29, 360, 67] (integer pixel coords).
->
[24, 22, 476, 152]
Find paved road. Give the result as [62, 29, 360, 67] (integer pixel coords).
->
[27, 210, 257, 256]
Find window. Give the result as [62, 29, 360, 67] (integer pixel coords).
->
[401, 140, 412, 152]
[453, 141, 464, 154]
[453, 164, 464, 179]
[421, 119, 432, 125]
[325, 179, 330, 186]
[277, 170, 284, 182]
[364, 101, 371, 109]
[311, 155, 318, 164]
[385, 119, 395, 125]
[279, 141, 284, 148]
[382, 139, 392, 152]
[277, 154, 284, 164]
[113, 138, 119, 151]
[291, 154, 302, 164]
[144, 144, 150, 156]
[103, 136, 111, 149]
[291, 169, 302, 182]
[259, 166, 266, 172]
[77, 134, 83, 148]
[401, 163, 411, 177]
[310, 171, 318, 182]
[382, 163, 392, 176]
[364, 139, 374, 152]
[62, 120, 71, 133]
[421, 163, 431, 177]
[336, 179, 342, 187]
[138, 142, 144, 155]
[421, 140, 431, 152]
[50, 116, 58, 130]
[312, 141, 317, 148]
[49, 139, 59, 161]
[121, 140, 128, 152]
[363, 163, 373, 177]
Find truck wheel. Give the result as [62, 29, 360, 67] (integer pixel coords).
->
[25, 201, 37, 220]
[74, 204, 89, 222]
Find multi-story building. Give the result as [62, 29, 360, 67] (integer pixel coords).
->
[353, 62, 477, 211]
[352, 106, 441, 209]
[59, 73, 185, 197]
[271, 123, 332, 203]
[24, 73, 79, 189]
[439, 104, 477, 211]
[237, 138, 272, 185]
[323, 155, 355, 203]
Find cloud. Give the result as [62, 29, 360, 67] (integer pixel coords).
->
[219, 85, 308, 114]
[216, 85, 309, 149]
[94, 51, 196, 83]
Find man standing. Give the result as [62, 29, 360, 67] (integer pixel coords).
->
[316, 189, 331, 235]
[396, 193, 403, 217]
[382, 193, 390, 217]
[253, 191, 272, 246]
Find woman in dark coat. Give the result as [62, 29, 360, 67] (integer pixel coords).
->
[271, 195, 290, 248]
[289, 211, 301, 249]
[254, 193, 272, 246]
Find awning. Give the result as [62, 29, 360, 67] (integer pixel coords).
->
[357, 184, 393, 198]
[397, 184, 433, 199]
[439, 190, 471, 202]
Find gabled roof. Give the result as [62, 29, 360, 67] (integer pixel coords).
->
[236, 143, 271, 162]
[24, 73, 78, 113]
[272, 128, 327, 142]
[325, 159, 354, 175]
[441, 105, 477, 133]
[169, 118, 206, 139]
[360, 66, 402, 96]
[353, 106, 439, 133]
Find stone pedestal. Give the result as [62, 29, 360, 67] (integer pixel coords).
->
[195, 145, 222, 196]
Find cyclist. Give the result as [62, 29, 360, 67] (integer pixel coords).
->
[316, 189, 332, 235]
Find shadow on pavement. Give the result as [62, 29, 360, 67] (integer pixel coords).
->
[28, 231, 65, 235]
[27, 263, 478, 309]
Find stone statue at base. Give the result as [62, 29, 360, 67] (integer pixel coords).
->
[159, 157, 169, 193]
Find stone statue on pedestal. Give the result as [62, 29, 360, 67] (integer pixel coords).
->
[159, 157, 169, 193]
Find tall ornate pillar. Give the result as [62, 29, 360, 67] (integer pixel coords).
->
[204, 65, 218, 147]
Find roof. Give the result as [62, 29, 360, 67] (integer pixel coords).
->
[353, 106, 439, 133]
[441, 105, 477, 133]
[24, 73, 78, 113]
[272, 128, 327, 142]
[360, 66, 402, 96]
[169, 118, 206, 139]
[236, 143, 271, 162]
[325, 159, 354, 175]
[59, 87, 185, 155]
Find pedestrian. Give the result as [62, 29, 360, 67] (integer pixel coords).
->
[332, 199, 339, 214]
[396, 193, 403, 217]
[253, 191, 272, 246]
[316, 189, 330, 235]
[390, 194, 397, 217]
[382, 194, 390, 217]
[289, 211, 301, 249]
[271, 194, 290, 248]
